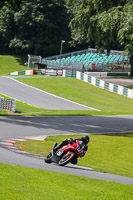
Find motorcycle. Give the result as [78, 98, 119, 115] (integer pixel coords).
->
[44, 141, 84, 166]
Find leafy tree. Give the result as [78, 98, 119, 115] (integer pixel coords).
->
[0, 0, 22, 8]
[117, 2, 133, 75]
[69, 0, 133, 75]
[0, 0, 70, 56]
[0, 6, 15, 53]
[69, 0, 127, 47]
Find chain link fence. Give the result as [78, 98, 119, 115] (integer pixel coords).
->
[0, 98, 16, 112]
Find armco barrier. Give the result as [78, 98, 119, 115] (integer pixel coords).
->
[9, 70, 33, 75]
[9, 69, 63, 76]
[76, 71, 133, 99]
[62, 70, 76, 78]
[0, 97, 16, 112]
[63, 70, 133, 99]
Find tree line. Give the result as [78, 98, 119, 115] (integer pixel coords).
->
[0, 0, 133, 75]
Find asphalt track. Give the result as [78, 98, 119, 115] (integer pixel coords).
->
[0, 76, 133, 185]
[0, 76, 97, 110]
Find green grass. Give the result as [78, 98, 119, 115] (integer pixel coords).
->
[0, 163, 132, 200]
[0, 109, 8, 115]
[16, 77, 133, 115]
[0, 55, 26, 75]
[14, 133, 133, 177]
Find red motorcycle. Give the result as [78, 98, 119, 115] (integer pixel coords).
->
[44, 141, 84, 166]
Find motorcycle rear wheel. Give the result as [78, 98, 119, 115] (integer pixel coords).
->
[59, 152, 75, 166]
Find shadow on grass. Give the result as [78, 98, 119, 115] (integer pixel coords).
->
[14, 55, 27, 66]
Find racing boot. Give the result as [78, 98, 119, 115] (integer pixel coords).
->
[53, 139, 68, 152]
[53, 141, 65, 152]
[52, 142, 58, 149]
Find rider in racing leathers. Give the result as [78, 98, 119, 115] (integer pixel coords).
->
[53, 135, 90, 164]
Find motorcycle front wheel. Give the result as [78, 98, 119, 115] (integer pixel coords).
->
[44, 152, 52, 163]
[59, 152, 75, 166]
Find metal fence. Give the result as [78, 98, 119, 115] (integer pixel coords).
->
[0, 98, 16, 112]
[27, 54, 42, 70]
[27, 48, 129, 72]
[42, 48, 102, 61]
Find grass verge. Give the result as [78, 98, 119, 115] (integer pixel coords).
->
[0, 163, 133, 200]
[14, 133, 133, 177]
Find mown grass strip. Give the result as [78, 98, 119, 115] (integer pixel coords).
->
[0, 163, 133, 200]
[14, 133, 133, 178]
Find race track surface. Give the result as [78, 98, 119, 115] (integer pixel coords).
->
[0, 76, 97, 110]
[0, 76, 133, 185]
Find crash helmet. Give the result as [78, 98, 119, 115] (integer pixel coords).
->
[81, 135, 90, 144]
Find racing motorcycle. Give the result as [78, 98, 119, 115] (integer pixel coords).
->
[44, 141, 84, 166]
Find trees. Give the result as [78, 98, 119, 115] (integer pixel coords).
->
[117, 2, 133, 75]
[0, 6, 15, 53]
[69, 0, 133, 75]
[0, 0, 22, 8]
[69, 0, 126, 48]
[0, 0, 70, 56]
[0, 0, 133, 75]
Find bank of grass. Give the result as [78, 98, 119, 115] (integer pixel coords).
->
[0, 163, 133, 200]
[16, 77, 133, 115]
[15, 133, 133, 178]
[0, 55, 26, 75]
[0, 109, 8, 115]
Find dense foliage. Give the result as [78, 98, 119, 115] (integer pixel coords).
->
[0, 0, 70, 56]
[68, 0, 133, 75]
[0, 0, 133, 74]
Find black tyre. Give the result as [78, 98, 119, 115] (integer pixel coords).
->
[44, 153, 52, 164]
[59, 152, 75, 166]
